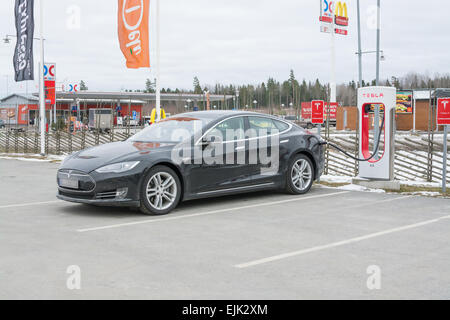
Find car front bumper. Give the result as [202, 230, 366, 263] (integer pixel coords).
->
[56, 193, 140, 207]
[56, 168, 143, 207]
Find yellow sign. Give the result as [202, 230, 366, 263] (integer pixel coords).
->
[150, 108, 166, 123]
[335, 2, 348, 18]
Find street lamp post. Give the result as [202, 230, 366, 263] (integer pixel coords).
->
[253, 100, 257, 110]
[374, 0, 382, 159]
[39, 0, 45, 155]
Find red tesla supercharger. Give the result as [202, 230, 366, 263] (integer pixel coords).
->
[357, 86, 396, 181]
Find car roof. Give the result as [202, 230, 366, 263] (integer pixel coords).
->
[177, 110, 279, 121]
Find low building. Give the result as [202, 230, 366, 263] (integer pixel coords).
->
[0, 91, 234, 127]
[336, 89, 450, 132]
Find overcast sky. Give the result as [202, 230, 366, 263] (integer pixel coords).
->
[0, 0, 449, 97]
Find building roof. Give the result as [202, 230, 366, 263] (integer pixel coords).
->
[0, 93, 39, 103]
[36, 91, 234, 102]
[414, 88, 450, 100]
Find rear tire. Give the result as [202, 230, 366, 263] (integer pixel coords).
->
[140, 165, 181, 215]
[286, 154, 314, 195]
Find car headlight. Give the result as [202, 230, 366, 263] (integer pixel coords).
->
[95, 161, 140, 173]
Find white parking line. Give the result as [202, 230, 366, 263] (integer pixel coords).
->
[77, 191, 350, 233]
[235, 212, 450, 269]
[0, 200, 61, 209]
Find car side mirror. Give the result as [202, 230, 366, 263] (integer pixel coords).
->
[202, 134, 223, 146]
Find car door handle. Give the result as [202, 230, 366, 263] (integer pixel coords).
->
[235, 146, 245, 151]
[280, 139, 289, 144]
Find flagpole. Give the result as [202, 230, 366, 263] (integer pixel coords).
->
[39, 0, 45, 155]
[155, 0, 161, 121]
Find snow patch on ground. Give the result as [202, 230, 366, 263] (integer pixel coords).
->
[0, 153, 67, 162]
[337, 184, 386, 194]
[408, 191, 442, 197]
[320, 175, 353, 184]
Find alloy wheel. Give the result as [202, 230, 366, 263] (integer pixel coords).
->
[146, 172, 178, 211]
[291, 159, 312, 192]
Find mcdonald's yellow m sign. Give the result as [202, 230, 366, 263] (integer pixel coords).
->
[335, 1, 349, 26]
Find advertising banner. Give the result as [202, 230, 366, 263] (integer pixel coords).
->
[325, 102, 338, 120]
[44, 80, 56, 105]
[319, 0, 348, 36]
[13, 0, 35, 82]
[118, 0, 150, 68]
[396, 91, 413, 114]
[301, 102, 312, 119]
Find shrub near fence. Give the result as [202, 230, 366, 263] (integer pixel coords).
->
[0, 130, 448, 184]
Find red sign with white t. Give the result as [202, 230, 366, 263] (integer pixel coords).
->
[437, 98, 450, 125]
[311, 100, 324, 124]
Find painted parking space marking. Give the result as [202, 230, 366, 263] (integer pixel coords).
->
[235, 208, 450, 268]
[77, 191, 350, 233]
[0, 200, 61, 209]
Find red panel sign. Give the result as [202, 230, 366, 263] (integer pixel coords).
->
[437, 98, 450, 125]
[325, 102, 338, 120]
[335, 16, 349, 26]
[301, 102, 312, 119]
[319, 16, 333, 23]
[311, 100, 324, 124]
[335, 28, 348, 35]
[45, 80, 56, 105]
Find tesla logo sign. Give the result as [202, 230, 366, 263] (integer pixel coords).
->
[363, 93, 384, 99]
[44, 63, 56, 81]
[437, 98, 450, 125]
[311, 100, 324, 124]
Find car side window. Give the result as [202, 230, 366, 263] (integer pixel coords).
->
[273, 120, 290, 132]
[208, 117, 245, 142]
[248, 117, 279, 137]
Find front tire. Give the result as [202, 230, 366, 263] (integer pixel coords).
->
[140, 165, 181, 215]
[286, 154, 314, 195]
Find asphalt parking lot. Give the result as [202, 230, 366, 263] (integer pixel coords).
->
[1, 158, 449, 299]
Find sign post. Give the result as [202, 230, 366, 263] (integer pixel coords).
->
[319, 0, 348, 137]
[311, 100, 325, 136]
[437, 98, 450, 193]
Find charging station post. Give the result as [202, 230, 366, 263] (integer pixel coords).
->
[352, 86, 400, 190]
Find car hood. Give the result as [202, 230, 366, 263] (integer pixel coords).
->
[60, 141, 176, 173]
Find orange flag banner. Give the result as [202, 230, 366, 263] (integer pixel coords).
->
[118, 0, 150, 69]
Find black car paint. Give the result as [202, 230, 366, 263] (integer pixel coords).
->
[57, 111, 325, 207]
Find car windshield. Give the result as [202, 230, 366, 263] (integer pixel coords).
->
[128, 117, 208, 143]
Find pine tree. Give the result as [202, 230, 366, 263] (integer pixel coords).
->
[145, 78, 155, 93]
[193, 77, 202, 94]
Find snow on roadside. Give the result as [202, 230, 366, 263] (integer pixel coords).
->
[320, 175, 353, 184]
[337, 184, 386, 194]
[0, 153, 67, 163]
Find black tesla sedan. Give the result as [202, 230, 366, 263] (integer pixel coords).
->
[57, 111, 325, 215]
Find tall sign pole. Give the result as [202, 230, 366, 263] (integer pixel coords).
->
[39, 0, 45, 155]
[319, 0, 348, 116]
[155, 0, 161, 121]
[444, 125, 448, 194]
[373, 0, 381, 159]
[330, 4, 336, 106]
[356, 0, 363, 88]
